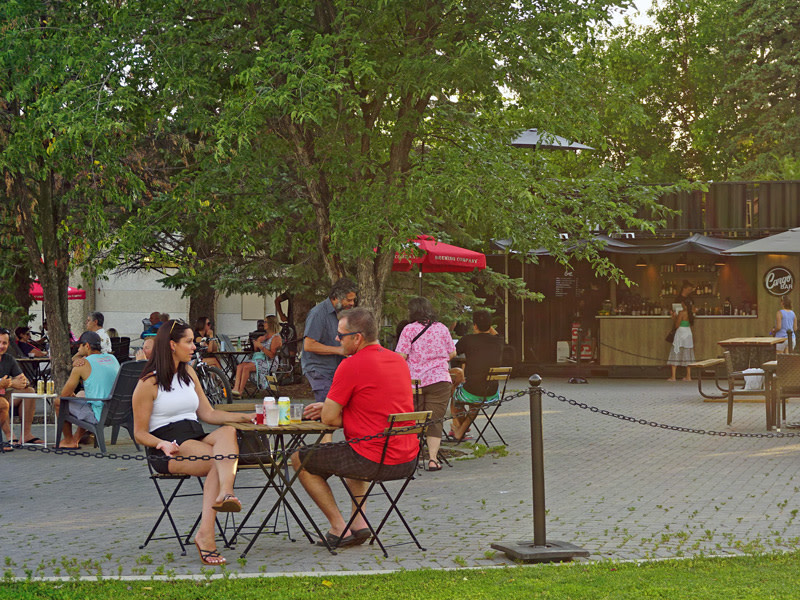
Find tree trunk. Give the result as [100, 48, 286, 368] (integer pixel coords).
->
[188, 284, 216, 331]
[355, 251, 394, 328]
[15, 173, 72, 390]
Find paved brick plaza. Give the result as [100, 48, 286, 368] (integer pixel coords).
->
[4, 376, 800, 578]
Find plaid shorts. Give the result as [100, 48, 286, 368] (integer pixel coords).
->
[297, 442, 417, 482]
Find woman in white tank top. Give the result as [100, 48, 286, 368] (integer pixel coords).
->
[133, 320, 255, 566]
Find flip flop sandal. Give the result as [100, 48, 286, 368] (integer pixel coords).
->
[24, 437, 45, 445]
[426, 459, 442, 471]
[315, 531, 361, 549]
[352, 528, 372, 545]
[195, 542, 226, 566]
[211, 494, 242, 512]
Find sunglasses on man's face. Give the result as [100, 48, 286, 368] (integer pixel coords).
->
[336, 331, 361, 340]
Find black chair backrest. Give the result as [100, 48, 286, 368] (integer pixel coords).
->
[110, 337, 131, 362]
[105, 360, 147, 425]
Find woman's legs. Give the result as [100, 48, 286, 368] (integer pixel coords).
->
[668, 365, 677, 381]
[422, 382, 450, 466]
[234, 362, 256, 394]
[168, 426, 240, 563]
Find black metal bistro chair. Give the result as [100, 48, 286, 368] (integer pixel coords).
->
[335, 410, 432, 557]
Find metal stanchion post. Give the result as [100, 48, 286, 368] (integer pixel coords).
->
[492, 375, 589, 562]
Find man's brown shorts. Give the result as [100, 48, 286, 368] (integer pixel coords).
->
[297, 443, 416, 482]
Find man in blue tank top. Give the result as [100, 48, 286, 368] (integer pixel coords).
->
[56, 331, 120, 448]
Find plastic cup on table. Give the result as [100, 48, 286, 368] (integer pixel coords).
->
[254, 404, 264, 425]
[265, 405, 280, 427]
[290, 403, 303, 424]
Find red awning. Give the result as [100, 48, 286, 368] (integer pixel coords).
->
[393, 235, 487, 273]
[29, 281, 87, 301]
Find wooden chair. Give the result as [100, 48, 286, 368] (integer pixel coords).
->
[454, 366, 513, 446]
[721, 351, 767, 425]
[776, 354, 800, 423]
[56, 360, 143, 452]
[336, 410, 432, 557]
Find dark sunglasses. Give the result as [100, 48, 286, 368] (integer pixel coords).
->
[336, 331, 361, 340]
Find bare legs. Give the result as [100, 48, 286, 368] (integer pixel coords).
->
[667, 365, 691, 382]
[290, 451, 368, 537]
[169, 425, 240, 563]
[233, 362, 256, 395]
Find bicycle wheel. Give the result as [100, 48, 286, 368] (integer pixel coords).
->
[202, 365, 233, 405]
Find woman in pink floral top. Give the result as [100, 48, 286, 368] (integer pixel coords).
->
[395, 297, 456, 471]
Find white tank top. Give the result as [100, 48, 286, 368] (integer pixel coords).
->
[149, 372, 200, 432]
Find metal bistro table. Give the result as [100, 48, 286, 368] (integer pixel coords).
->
[226, 421, 338, 557]
[210, 351, 253, 384]
[9, 392, 58, 446]
[718, 337, 784, 372]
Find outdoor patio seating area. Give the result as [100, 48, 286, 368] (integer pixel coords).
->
[6, 377, 800, 579]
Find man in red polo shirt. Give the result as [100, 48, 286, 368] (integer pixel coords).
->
[291, 307, 417, 548]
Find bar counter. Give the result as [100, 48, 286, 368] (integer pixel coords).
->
[597, 315, 764, 367]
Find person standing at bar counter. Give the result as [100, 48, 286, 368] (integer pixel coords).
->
[667, 298, 695, 382]
[772, 296, 797, 353]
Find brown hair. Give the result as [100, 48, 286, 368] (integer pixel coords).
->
[140, 319, 193, 391]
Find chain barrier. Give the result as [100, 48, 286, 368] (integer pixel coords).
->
[7, 389, 532, 462]
[11, 382, 790, 462]
[597, 340, 667, 364]
[541, 387, 799, 438]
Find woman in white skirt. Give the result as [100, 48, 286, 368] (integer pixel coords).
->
[667, 299, 695, 381]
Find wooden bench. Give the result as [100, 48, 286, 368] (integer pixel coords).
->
[688, 357, 726, 401]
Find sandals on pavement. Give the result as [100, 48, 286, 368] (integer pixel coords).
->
[24, 437, 45, 445]
[426, 459, 442, 471]
[211, 494, 242, 512]
[315, 530, 363, 549]
[195, 541, 226, 566]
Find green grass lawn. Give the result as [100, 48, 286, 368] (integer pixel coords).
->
[3, 552, 800, 599]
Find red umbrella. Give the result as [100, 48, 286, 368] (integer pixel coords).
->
[393, 235, 487, 273]
[393, 235, 486, 293]
[29, 281, 87, 301]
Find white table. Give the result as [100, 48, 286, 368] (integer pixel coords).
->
[9, 392, 58, 447]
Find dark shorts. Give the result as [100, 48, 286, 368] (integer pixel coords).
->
[297, 442, 417, 482]
[146, 419, 206, 475]
[304, 370, 333, 403]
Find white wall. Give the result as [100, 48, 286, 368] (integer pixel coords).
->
[27, 270, 274, 345]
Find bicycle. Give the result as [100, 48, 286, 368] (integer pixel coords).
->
[191, 345, 232, 405]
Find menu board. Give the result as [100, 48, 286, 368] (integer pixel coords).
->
[555, 275, 576, 297]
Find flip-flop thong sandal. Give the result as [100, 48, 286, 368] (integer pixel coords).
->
[24, 437, 45, 445]
[195, 541, 226, 566]
[211, 494, 242, 512]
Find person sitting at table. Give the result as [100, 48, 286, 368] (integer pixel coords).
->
[15, 327, 47, 358]
[232, 315, 282, 398]
[449, 309, 505, 442]
[132, 319, 254, 566]
[193, 316, 222, 370]
[55, 331, 120, 449]
[291, 307, 418, 548]
[135, 337, 155, 361]
[0, 327, 38, 445]
[772, 296, 797, 353]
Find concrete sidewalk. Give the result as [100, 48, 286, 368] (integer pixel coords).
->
[3, 376, 800, 579]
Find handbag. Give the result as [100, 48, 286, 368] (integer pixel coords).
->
[665, 327, 676, 344]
